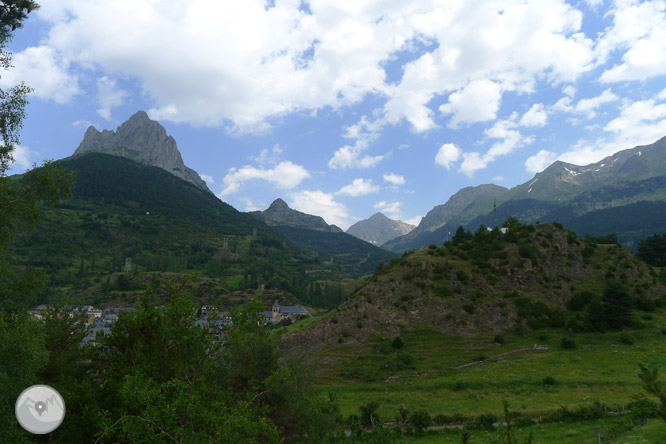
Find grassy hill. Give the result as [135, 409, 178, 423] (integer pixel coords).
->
[279, 222, 666, 442]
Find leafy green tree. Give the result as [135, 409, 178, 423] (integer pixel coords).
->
[638, 364, 666, 424]
[95, 279, 282, 443]
[637, 233, 666, 266]
[602, 278, 632, 329]
[0, 3, 74, 441]
[496, 400, 533, 444]
[359, 400, 381, 427]
[408, 410, 432, 435]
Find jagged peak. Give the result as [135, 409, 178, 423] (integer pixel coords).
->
[268, 198, 290, 210]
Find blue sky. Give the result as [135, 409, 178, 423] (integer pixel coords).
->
[3, 0, 666, 229]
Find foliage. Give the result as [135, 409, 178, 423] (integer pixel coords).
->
[359, 400, 381, 427]
[560, 338, 576, 349]
[408, 409, 432, 435]
[637, 233, 666, 267]
[638, 364, 666, 424]
[496, 400, 534, 444]
[602, 278, 632, 329]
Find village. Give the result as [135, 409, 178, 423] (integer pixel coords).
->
[28, 299, 312, 346]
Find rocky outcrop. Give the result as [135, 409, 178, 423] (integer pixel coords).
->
[250, 198, 343, 232]
[73, 111, 210, 192]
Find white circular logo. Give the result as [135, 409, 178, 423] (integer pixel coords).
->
[15, 385, 66, 434]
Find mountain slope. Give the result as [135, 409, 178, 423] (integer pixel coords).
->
[283, 222, 665, 355]
[249, 199, 397, 276]
[13, 153, 339, 306]
[73, 111, 210, 192]
[382, 184, 507, 252]
[250, 198, 342, 232]
[384, 136, 666, 252]
[345, 212, 415, 246]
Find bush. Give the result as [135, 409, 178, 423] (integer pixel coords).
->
[462, 303, 475, 314]
[542, 376, 557, 386]
[493, 334, 505, 344]
[619, 333, 634, 345]
[408, 410, 432, 434]
[561, 338, 577, 349]
[469, 413, 497, 430]
[566, 291, 594, 312]
[392, 336, 404, 349]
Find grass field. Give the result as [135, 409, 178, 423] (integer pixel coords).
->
[303, 307, 666, 443]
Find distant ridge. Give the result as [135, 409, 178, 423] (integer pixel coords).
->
[73, 111, 210, 192]
[249, 198, 343, 232]
[346, 212, 415, 246]
[383, 135, 666, 251]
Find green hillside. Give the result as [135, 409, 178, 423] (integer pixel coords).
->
[11, 153, 360, 308]
[281, 221, 666, 442]
[273, 225, 397, 277]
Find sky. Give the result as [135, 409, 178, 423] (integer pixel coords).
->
[2, 0, 666, 230]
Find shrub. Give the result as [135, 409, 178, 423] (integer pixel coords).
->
[542, 376, 557, 386]
[619, 333, 634, 345]
[566, 291, 594, 312]
[469, 413, 497, 430]
[493, 334, 505, 344]
[392, 336, 404, 349]
[456, 270, 469, 284]
[561, 338, 576, 349]
[409, 410, 432, 434]
[462, 303, 475, 314]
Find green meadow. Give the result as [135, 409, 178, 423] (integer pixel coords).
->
[299, 308, 666, 443]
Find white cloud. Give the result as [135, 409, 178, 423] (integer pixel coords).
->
[290, 190, 351, 229]
[435, 143, 461, 169]
[31, 0, 598, 138]
[493, 176, 505, 182]
[562, 85, 576, 97]
[383, 173, 405, 186]
[598, 1, 666, 82]
[199, 174, 214, 185]
[7, 145, 34, 173]
[96, 76, 128, 120]
[404, 215, 422, 226]
[219, 161, 310, 197]
[0, 46, 78, 103]
[574, 89, 618, 118]
[328, 143, 383, 169]
[558, 91, 666, 165]
[519, 103, 548, 127]
[525, 150, 558, 173]
[459, 117, 534, 176]
[240, 198, 260, 212]
[251, 144, 283, 164]
[373, 200, 402, 217]
[72, 119, 95, 128]
[335, 178, 379, 197]
[439, 79, 502, 127]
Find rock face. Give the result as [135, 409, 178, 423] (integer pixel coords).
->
[346, 212, 415, 246]
[73, 111, 210, 192]
[250, 198, 343, 232]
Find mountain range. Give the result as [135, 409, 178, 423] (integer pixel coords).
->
[383, 136, 666, 252]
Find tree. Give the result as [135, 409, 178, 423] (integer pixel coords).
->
[0, 3, 75, 441]
[637, 233, 666, 267]
[638, 364, 666, 424]
[602, 278, 632, 329]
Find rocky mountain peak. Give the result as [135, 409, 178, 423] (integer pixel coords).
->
[346, 212, 415, 246]
[73, 111, 210, 193]
[251, 199, 342, 232]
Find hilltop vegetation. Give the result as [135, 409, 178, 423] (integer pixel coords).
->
[284, 220, 666, 354]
